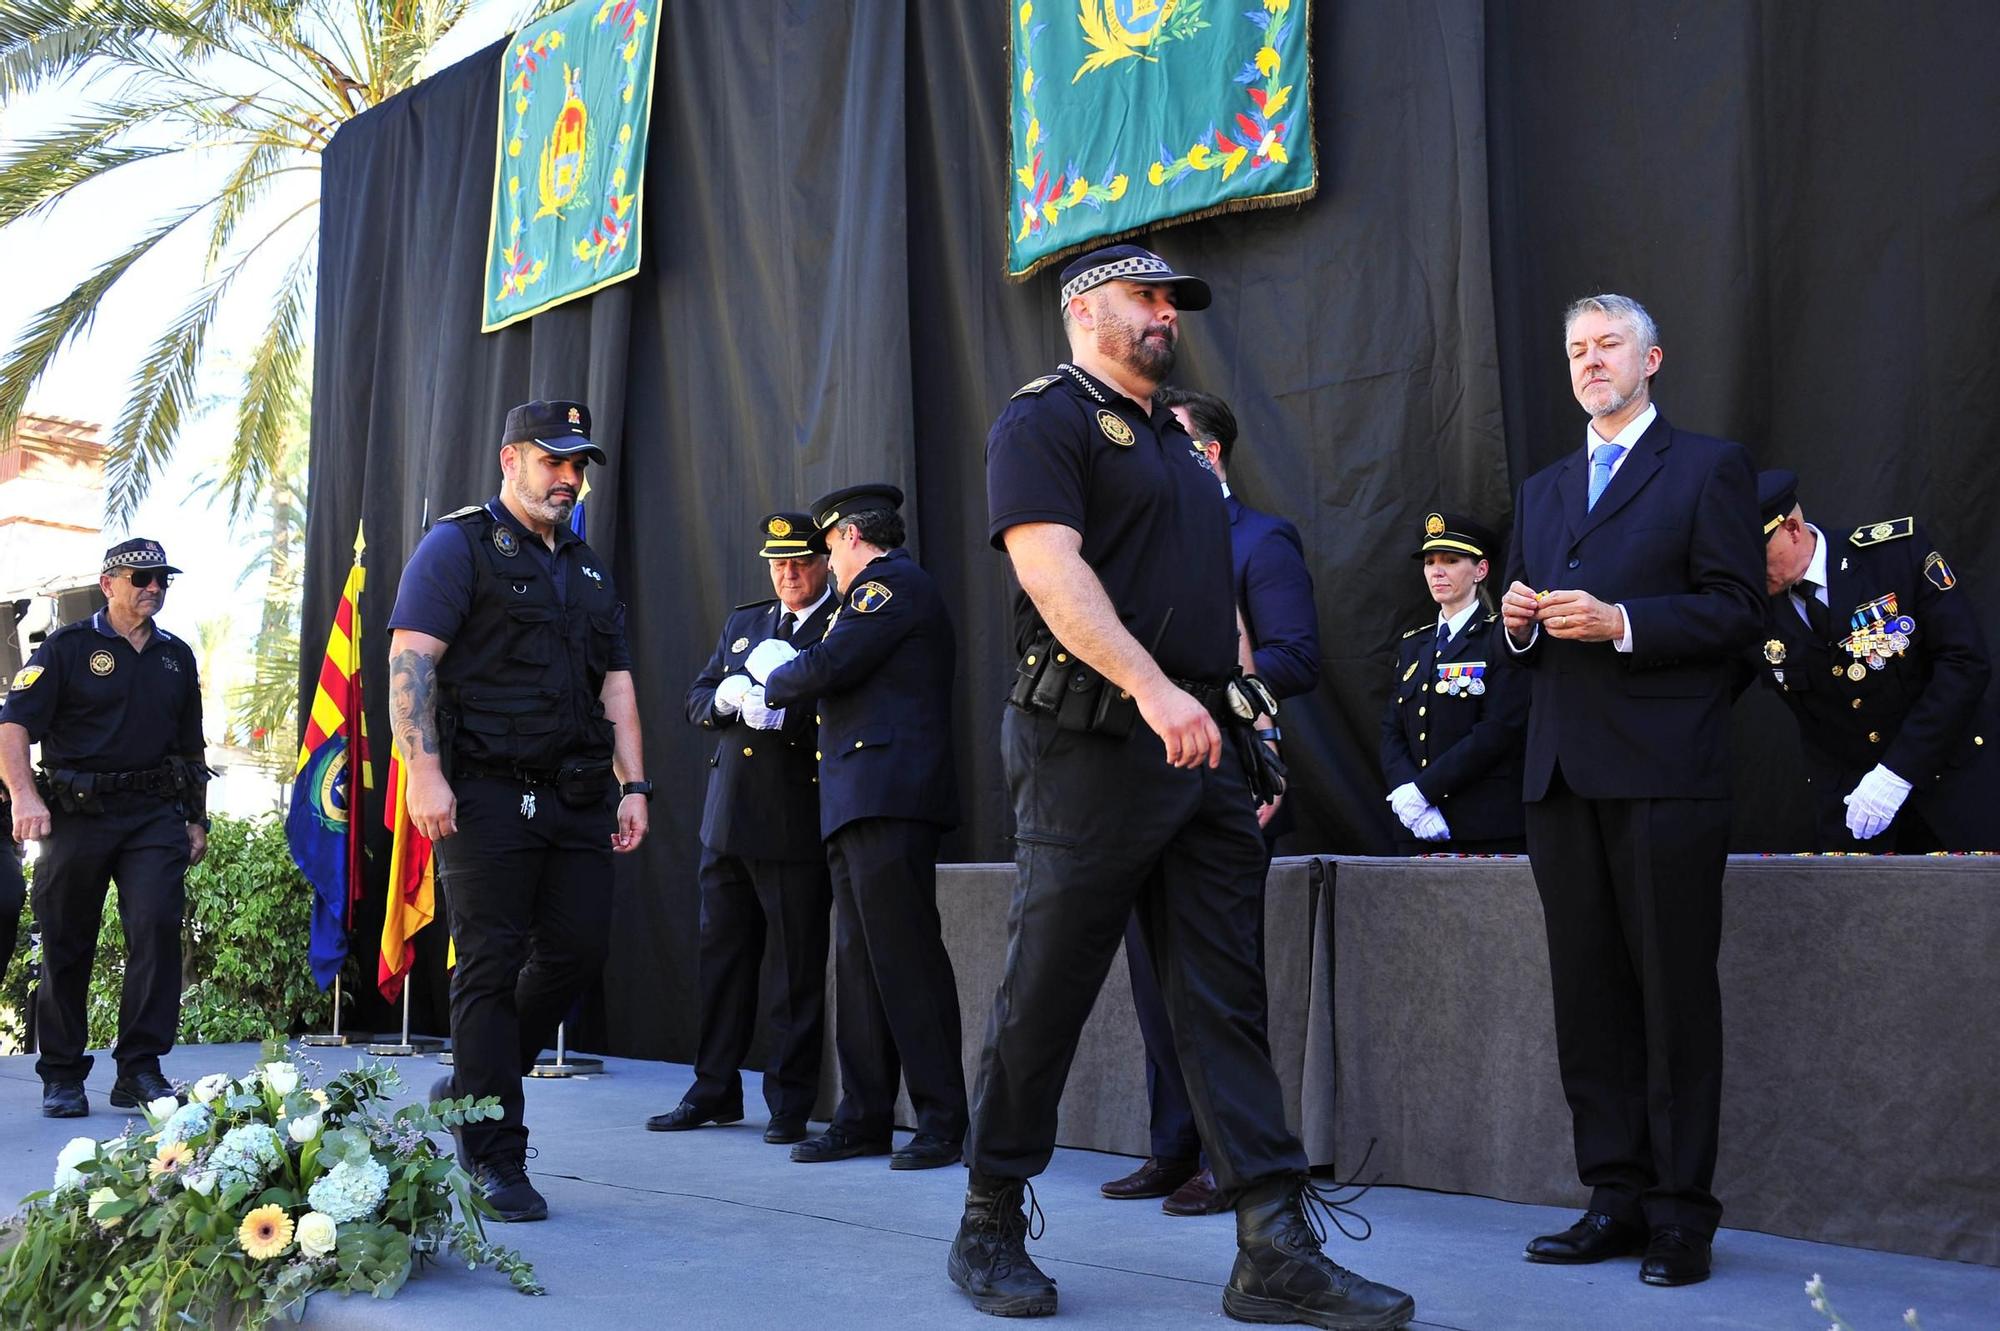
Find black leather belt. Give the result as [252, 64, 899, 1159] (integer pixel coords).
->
[454, 760, 560, 786]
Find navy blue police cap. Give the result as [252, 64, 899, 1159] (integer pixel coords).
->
[102, 537, 181, 576]
[1057, 244, 1211, 311]
[758, 512, 818, 560]
[1413, 512, 1501, 562]
[807, 483, 904, 553]
[1758, 469, 1800, 536]
[501, 399, 607, 465]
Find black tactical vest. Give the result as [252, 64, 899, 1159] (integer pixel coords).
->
[436, 506, 619, 772]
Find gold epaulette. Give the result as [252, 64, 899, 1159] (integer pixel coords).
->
[1400, 624, 1432, 640]
[1850, 518, 1914, 547]
[1012, 374, 1061, 399]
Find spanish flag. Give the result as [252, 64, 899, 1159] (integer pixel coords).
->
[378, 744, 437, 1004]
[287, 523, 371, 990]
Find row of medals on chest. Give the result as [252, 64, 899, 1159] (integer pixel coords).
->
[1764, 592, 1914, 682]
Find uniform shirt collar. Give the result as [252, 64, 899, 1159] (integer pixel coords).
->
[91, 609, 168, 645]
[487, 496, 579, 552]
[786, 585, 833, 622]
[1800, 522, 1829, 596]
[1437, 600, 1481, 641]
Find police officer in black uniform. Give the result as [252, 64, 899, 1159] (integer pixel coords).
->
[647, 512, 835, 1143]
[1754, 469, 1998, 850]
[388, 399, 651, 1221]
[0, 538, 209, 1118]
[1379, 513, 1528, 854]
[754, 483, 968, 1171]
[954, 244, 1415, 1328]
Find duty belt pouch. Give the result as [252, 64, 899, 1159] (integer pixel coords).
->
[1055, 662, 1102, 732]
[555, 758, 614, 809]
[1087, 679, 1138, 739]
[1009, 635, 1055, 710]
[1028, 647, 1074, 716]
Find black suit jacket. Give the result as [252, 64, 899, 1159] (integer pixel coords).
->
[1503, 414, 1765, 801]
[687, 592, 836, 860]
[1754, 517, 2000, 848]
[764, 547, 959, 838]
[1379, 611, 1527, 841]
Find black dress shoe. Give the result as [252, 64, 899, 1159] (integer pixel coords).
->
[1639, 1226, 1712, 1286]
[1100, 1155, 1198, 1200]
[42, 1081, 88, 1118]
[791, 1125, 890, 1163]
[1161, 1165, 1226, 1216]
[645, 1099, 744, 1132]
[108, 1070, 178, 1111]
[1525, 1210, 1649, 1264]
[764, 1116, 809, 1144]
[890, 1132, 963, 1171]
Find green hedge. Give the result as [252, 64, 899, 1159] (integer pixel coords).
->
[1, 813, 333, 1051]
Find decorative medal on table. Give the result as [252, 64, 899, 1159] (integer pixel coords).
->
[1842, 592, 1916, 680]
[1435, 661, 1487, 697]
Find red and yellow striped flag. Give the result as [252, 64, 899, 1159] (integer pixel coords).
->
[379, 747, 437, 1004]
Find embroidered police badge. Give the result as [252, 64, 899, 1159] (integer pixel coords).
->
[1924, 551, 1956, 591]
[566, 406, 582, 425]
[767, 516, 793, 538]
[850, 581, 894, 613]
[1764, 639, 1786, 665]
[1425, 513, 1446, 537]
[493, 525, 519, 557]
[731, 637, 750, 653]
[89, 650, 116, 676]
[1097, 410, 1135, 447]
[10, 665, 41, 690]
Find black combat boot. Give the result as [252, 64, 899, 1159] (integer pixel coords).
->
[1224, 1175, 1415, 1329]
[947, 1173, 1058, 1317]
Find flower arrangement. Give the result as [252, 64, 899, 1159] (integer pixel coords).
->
[0, 1045, 542, 1327]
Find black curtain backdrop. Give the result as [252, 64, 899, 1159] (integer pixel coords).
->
[306, 1, 2000, 1053]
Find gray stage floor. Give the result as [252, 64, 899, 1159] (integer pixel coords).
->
[1, 1043, 1992, 1330]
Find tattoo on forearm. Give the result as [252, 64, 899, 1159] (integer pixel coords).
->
[389, 648, 441, 758]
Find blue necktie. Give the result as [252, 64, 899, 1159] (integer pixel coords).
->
[1587, 442, 1623, 511]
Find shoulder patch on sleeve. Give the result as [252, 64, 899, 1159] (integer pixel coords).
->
[849, 581, 894, 613]
[1012, 374, 1061, 399]
[1849, 517, 1913, 547]
[1923, 550, 1957, 591]
[9, 665, 42, 690]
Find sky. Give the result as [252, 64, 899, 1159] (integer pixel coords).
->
[0, 3, 522, 698]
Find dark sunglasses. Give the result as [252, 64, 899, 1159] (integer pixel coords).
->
[124, 570, 174, 589]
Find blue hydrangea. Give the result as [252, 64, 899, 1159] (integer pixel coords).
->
[208, 1123, 284, 1189]
[306, 1156, 390, 1224]
[158, 1101, 212, 1146]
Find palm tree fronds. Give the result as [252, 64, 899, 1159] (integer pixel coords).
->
[102, 272, 237, 525]
[214, 243, 313, 522]
[0, 97, 201, 227]
[204, 140, 288, 272]
[0, 0, 225, 99]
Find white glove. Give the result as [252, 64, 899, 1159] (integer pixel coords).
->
[740, 685, 786, 731]
[1412, 806, 1451, 842]
[1388, 782, 1429, 830]
[712, 673, 753, 716]
[745, 637, 798, 684]
[1843, 764, 1912, 842]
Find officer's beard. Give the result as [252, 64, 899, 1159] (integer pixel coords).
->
[1096, 308, 1177, 384]
[510, 476, 578, 527]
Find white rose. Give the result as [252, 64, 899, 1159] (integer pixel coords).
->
[191, 1073, 230, 1105]
[53, 1136, 97, 1190]
[184, 1169, 217, 1196]
[287, 1111, 324, 1144]
[261, 1062, 301, 1096]
[145, 1094, 181, 1123]
[295, 1210, 338, 1257]
[86, 1187, 122, 1227]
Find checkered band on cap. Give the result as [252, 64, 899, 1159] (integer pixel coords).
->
[1060, 253, 1177, 305]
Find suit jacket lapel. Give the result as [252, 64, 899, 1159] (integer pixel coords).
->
[1572, 414, 1669, 543]
[1554, 452, 1588, 547]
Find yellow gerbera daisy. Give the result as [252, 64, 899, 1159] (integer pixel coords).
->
[238, 1204, 295, 1260]
[149, 1141, 194, 1178]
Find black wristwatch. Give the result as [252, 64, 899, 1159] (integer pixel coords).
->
[621, 781, 655, 802]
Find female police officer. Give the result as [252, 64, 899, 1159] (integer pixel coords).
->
[1379, 513, 1527, 854]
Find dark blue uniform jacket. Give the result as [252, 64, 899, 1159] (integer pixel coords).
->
[1228, 494, 1319, 701]
[1379, 611, 1527, 842]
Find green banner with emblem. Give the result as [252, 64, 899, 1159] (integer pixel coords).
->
[1006, 0, 1315, 279]
[481, 0, 664, 331]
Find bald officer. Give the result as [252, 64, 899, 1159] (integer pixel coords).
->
[648, 512, 836, 1143]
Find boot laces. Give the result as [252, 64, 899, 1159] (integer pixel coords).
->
[1298, 1137, 1381, 1245]
[977, 1179, 1045, 1243]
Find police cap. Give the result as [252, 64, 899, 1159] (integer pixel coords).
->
[808, 483, 904, 553]
[1758, 468, 1800, 536]
[501, 399, 607, 465]
[758, 511, 818, 560]
[1058, 244, 1211, 311]
[102, 537, 182, 576]
[1414, 512, 1501, 562]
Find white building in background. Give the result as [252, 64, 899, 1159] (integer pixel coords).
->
[1, 414, 281, 824]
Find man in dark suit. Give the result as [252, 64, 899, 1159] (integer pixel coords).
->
[1100, 385, 1321, 1215]
[1500, 294, 1764, 1287]
[646, 513, 837, 1144]
[1753, 469, 1998, 850]
[756, 483, 967, 1171]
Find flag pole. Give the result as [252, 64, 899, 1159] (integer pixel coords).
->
[530, 1020, 604, 1077]
[301, 973, 356, 1046]
[365, 983, 442, 1056]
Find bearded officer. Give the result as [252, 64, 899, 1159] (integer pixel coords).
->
[1754, 469, 1998, 850]
[0, 538, 210, 1119]
[389, 399, 650, 1222]
[647, 512, 835, 1143]
[750, 483, 968, 1172]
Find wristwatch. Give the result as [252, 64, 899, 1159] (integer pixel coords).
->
[620, 781, 655, 802]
